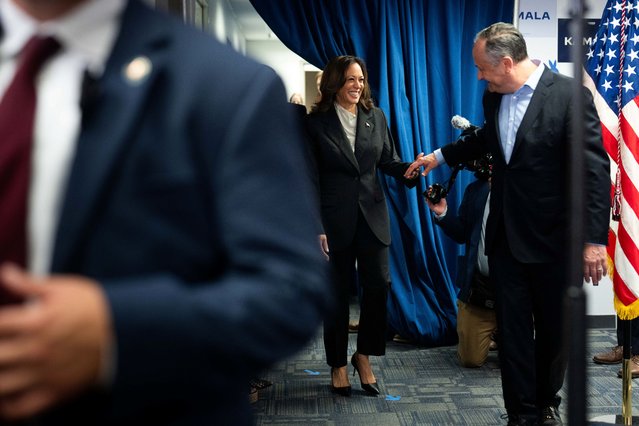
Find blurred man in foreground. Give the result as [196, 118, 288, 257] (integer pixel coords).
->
[0, 0, 329, 424]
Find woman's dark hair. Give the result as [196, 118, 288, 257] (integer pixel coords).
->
[312, 55, 374, 113]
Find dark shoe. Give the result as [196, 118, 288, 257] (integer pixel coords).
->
[617, 355, 639, 378]
[539, 406, 562, 425]
[351, 352, 380, 395]
[249, 378, 272, 390]
[392, 334, 412, 344]
[593, 345, 623, 364]
[330, 367, 352, 396]
[501, 413, 532, 426]
[249, 386, 258, 404]
[330, 383, 352, 396]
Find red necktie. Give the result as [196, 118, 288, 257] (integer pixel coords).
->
[0, 36, 60, 267]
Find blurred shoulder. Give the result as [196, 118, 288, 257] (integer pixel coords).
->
[135, 1, 276, 83]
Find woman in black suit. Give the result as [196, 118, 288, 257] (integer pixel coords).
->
[305, 55, 418, 396]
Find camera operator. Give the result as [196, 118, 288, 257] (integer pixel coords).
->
[426, 158, 497, 367]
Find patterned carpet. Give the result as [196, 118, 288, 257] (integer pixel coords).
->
[252, 325, 639, 425]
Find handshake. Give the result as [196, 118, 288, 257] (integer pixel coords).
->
[404, 115, 477, 179]
[405, 152, 438, 179]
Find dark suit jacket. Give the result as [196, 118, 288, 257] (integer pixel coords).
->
[441, 67, 610, 262]
[436, 179, 489, 303]
[31, 1, 329, 424]
[305, 105, 416, 250]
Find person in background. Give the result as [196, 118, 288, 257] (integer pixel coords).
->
[405, 22, 610, 425]
[289, 92, 304, 105]
[289, 92, 308, 121]
[592, 317, 639, 378]
[426, 155, 498, 367]
[305, 55, 419, 397]
[315, 70, 323, 102]
[0, 0, 329, 424]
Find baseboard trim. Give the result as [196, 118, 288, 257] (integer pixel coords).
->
[587, 315, 616, 329]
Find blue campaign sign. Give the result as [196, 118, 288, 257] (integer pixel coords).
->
[557, 18, 601, 62]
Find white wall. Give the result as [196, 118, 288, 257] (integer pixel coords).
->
[207, 0, 246, 53]
[245, 41, 314, 102]
[203, 2, 315, 102]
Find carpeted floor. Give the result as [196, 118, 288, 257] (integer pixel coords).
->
[252, 326, 637, 425]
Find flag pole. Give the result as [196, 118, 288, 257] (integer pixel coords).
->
[621, 319, 633, 425]
[567, 0, 587, 425]
[610, 0, 635, 424]
[581, 0, 638, 423]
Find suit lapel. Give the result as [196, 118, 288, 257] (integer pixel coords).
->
[354, 106, 374, 165]
[324, 107, 359, 172]
[485, 92, 506, 164]
[51, 0, 168, 271]
[511, 67, 552, 160]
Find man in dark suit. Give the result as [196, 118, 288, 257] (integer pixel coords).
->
[406, 23, 610, 425]
[427, 162, 497, 368]
[0, 0, 329, 425]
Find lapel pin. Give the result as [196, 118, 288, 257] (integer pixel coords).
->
[123, 56, 152, 85]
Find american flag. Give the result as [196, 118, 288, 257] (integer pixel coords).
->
[584, 0, 639, 319]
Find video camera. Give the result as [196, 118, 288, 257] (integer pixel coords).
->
[422, 115, 492, 204]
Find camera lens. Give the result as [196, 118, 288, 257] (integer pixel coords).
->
[423, 183, 446, 204]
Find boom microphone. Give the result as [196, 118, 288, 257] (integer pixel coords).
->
[450, 114, 473, 130]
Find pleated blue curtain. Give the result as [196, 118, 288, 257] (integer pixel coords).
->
[250, 0, 513, 345]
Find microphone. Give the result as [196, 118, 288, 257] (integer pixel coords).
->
[450, 114, 473, 130]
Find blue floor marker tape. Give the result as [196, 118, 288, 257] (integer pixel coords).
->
[385, 395, 401, 401]
[304, 369, 320, 375]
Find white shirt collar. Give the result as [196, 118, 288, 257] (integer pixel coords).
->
[0, 0, 127, 74]
[335, 102, 357, 119]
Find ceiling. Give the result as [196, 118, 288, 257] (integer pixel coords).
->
[226, 0, 278, 41]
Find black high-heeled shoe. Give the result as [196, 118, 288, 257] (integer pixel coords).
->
[350, 352, 380, 396]
[330, 367, 352, 396]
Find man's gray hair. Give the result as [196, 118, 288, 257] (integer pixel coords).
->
[475, 22, 528, 65]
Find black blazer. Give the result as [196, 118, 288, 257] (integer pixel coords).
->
[305, 105, 416, 250]
[436, 179, 489, 302]
[28, 1, 329, 424]
[441, 67, 610, 262]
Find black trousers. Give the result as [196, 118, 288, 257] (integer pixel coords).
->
[490, 230, 567, 421]
[616, 316, 639, 353]
[324, 210, 390, 368]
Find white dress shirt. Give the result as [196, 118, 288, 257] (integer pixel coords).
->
[335, 102, 357, 152]
[0, 0, 125, 274]
[498, 62, 544, 163]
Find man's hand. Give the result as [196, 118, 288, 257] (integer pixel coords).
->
[0, 264, 113, 421]
[404, 152, 439, 178]
[426, 196, 447, 216]
[583, 243, 608, 285]
[318, 234, 329, 261]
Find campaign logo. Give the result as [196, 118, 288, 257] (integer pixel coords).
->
[557, 19, 600, 62]
[519, 10, 551, 20]
[518, 6, 555, 37]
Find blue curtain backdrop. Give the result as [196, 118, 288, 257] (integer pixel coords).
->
[250, 0, 513, 345]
